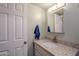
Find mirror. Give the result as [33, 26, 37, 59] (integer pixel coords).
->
[47, 3, 65, 33]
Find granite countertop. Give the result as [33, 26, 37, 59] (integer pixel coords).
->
[34, 39, 79, 56]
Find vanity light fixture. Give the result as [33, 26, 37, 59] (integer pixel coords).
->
[48, 3, 65, 13]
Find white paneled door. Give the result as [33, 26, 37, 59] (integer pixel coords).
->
[0, 3, 28, 56]
[54, 14, 63, 33]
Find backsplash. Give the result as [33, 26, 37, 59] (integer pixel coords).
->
[45, 32, 79, 49]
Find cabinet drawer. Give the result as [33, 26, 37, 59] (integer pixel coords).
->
[35, 44, 53, 56]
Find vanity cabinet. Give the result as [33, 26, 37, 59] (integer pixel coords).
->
[33, 39, 78, 56]
[34, 43, 54, 56]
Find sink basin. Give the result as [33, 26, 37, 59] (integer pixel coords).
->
[43, 42, 58, 48]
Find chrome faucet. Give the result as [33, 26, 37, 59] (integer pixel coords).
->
[53, 36, 57, 43]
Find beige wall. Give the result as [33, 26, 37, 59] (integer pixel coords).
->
[63, 3, 79, 44]
[27, 4, 47, 55]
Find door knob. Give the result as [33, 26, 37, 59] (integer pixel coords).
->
[24, 41, 27, 44]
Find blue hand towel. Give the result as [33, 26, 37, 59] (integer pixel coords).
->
[34, 25, 40, 39]
[48, 26, 51, 32]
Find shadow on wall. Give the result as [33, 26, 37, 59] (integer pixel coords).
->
[28, 43, 33, 56]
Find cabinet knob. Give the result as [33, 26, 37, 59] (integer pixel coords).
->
[24, 41, 27, 44]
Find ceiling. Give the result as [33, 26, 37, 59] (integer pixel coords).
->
[31, 3, 56, 9]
